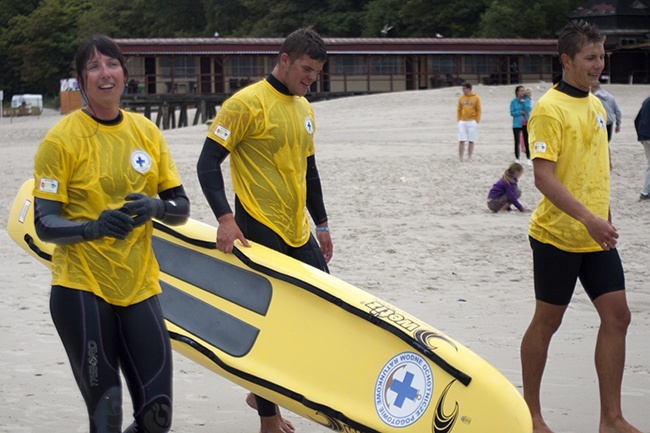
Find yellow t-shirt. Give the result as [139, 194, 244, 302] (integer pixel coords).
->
[207, 79, 315, 247]
[528, 88, 610, 252]
[33, 110, 182, 306]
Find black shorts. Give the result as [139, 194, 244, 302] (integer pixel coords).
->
[235, 196, 329, 273]
[529, 236, 625, 305]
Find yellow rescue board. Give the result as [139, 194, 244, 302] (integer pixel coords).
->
[8, 179, 532, 433]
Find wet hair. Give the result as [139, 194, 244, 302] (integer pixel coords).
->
[503, 162, 524, 183]
[515, 85, 525, 96]
[75, 34, 128, 90]
[557, 20, 605, 62]
[279, 27, 327, 63]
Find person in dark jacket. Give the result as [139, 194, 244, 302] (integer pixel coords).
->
[634, 95, 650, 200]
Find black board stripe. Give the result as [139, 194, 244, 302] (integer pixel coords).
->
[153, 237, 272, 315]
[159, 281, 259, 357]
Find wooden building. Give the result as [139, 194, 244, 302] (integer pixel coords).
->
[115, 37, 560, 99]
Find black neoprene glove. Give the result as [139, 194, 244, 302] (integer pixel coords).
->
[122, 193, 165, 227]
[82, 209, 135, 240]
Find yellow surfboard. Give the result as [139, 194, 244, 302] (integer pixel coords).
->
[8, 179, 532, 433]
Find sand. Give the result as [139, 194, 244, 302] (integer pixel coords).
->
[1, 83, 648, 432]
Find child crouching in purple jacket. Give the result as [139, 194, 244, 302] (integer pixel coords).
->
[487, 162, 530, 213]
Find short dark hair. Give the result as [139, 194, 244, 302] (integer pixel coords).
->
[462, 82, 472, 90]
[75, 35, 127, 89]
[557, 20, 605, 61]
[279, 28, 327, 63]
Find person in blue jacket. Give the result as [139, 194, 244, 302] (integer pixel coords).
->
[510, 85, 532, 164]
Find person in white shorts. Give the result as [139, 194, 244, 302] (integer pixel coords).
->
[457, 82, 481, 161]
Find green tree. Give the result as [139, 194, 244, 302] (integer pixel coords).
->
[0, 0, 41, 27]
[5, 0, 91, 95]
[0, 0, 41, 96]
[479, 0, 584, 38]
[304, 0, 367, 37]
[398, 0, 489, 37]
[203, 0, 248, 37]
[235, 0, 368, 37]
[78, 0, 207, 38]
[362, 0, 403, 37]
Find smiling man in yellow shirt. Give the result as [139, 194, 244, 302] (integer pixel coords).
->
[521, 20, 644, 433]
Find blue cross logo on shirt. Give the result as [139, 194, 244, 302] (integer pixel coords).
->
[390, 371, 419, 408]
[130, 150, 152, 174]
[135, 155, 146, 168]
[304, 117, 314, 134]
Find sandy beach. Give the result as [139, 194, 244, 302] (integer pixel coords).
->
[1, 83, 649, 433]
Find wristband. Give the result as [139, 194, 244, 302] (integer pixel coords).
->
[315, 227, 330, 232]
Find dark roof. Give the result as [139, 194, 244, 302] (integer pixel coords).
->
[115, 37, 558, 56]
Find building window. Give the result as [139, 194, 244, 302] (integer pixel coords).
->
[429, 56, 455, 74]
[463, 55, 492, 74]
[331, 56, 368, 74]
[160, 57, 197, 78]
[371, 56, 402, 74]
[521, 56, 552, 74]
[230, 56, 260, 76]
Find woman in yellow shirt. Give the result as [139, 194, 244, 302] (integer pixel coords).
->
[33, 35, 189, 433]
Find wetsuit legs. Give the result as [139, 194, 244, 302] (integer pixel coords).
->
[50, 286, 172, 433]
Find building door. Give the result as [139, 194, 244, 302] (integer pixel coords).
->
[406, 56, 416, 90]
[145, 57, 156, 94]
[200, 57, 212, 94]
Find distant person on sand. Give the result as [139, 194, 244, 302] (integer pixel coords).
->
[635, 95, 650, 201]
[525, 87, 534, 105]
[486, 162, 530, 213]
[457, 82, 481, 161]
[592, 83, 622, 143]
[510, 85, 532, 165]
[521, 20, 645, 433]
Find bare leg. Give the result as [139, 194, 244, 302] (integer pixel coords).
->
[458, 141, 465, 161]
[246, 392, 295, 433]
[592, 292, 643, 433]
[521, 300, 567, 433]
[467, 141, 475, 161]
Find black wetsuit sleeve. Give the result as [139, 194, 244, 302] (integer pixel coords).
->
[306, 155, 328, 225]
[197, 136, 233, 219]
[34, 198, 87, 244]
[158, 185, 190, 225]
[35, 185, 190, 244]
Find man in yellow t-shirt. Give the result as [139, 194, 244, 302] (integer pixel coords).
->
[521, 20, 644, 433]
[197, 28, 332, 433]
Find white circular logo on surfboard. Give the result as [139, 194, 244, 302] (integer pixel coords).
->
[375, 352, 433, 427]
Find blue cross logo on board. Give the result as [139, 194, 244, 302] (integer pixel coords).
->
[375, 352, 433, 428]
[131, 150, 152, 174]
[391, 371, 419, 408]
